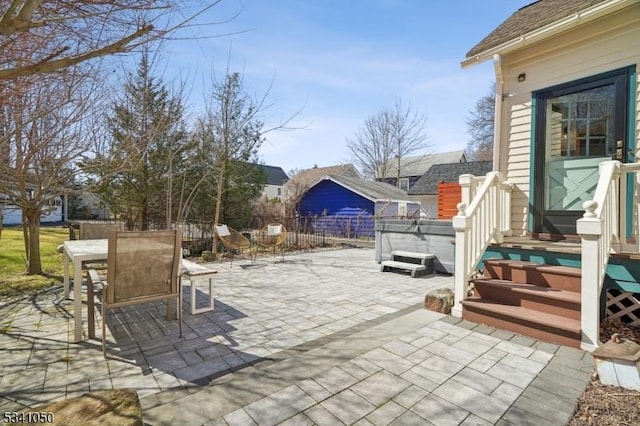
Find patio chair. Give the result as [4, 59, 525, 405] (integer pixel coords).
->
[214, 224, 252, 267]
[255, 223, 287, 261]
[87, 229, 183, 357]
[79, 222, 125, 240]
[79, 222, 125, 270]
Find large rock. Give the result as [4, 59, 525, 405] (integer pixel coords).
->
[424, 288, 455, 314]
[24, 389, 142, 426]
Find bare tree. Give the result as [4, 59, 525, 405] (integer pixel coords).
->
[466, 82, 495, 161]
[0, 1, 223, 80]
[347, 99, 430, 181]
[0, 69, 101, 274]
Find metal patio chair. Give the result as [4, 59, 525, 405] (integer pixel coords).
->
[87, 229, 183, 357]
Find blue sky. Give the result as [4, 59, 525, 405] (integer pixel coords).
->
[163, 0, 533, 174]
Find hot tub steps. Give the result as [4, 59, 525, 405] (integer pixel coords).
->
[381, 250, 434, 278]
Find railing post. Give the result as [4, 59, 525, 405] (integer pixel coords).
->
[459, 174, 474, 206]
[576, 200, 602, 352]
[452, 202, 469, 318]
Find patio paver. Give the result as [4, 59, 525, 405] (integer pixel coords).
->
[0, 247, 593, 425]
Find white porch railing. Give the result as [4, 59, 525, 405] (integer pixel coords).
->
[577, 160, 640, 351]
[451, 172, 513, 318]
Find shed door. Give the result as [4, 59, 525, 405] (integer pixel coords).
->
[533, 68, 630, 235]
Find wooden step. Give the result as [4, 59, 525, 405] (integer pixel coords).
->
[380, 260, 429, 278]
[461, 298, 581, 348]
[484, 259, 581, 292]
[472, 278, 581, 320]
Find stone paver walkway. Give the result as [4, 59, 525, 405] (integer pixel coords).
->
[0, 248, 593, 425]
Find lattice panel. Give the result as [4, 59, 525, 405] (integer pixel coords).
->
[605, 289, 640, 326]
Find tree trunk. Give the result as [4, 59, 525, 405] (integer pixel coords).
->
[24, 209, 42, 275]
[212, 160, 226, 255]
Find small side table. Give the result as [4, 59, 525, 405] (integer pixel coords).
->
[181, 259, 217, 315]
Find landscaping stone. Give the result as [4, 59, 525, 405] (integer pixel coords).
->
[424, 288, 454, 314]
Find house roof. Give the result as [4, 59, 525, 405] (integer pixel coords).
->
[466, 0, 610, 59]
[257, 164, 289, 186]
[380, 150, 466, 179]
[291, 164, 360, 187]
[408, 161, 493, 195]
[319, 174, 416, 203]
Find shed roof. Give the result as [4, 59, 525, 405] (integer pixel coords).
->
[408, 161, 493, 195]
[317, 174, 416, 203]
[466, 0, 608, 58]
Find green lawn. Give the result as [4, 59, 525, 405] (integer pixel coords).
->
[0, 226, 67, 300]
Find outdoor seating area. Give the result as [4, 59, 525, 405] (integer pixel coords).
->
[0, 247, 595, 425]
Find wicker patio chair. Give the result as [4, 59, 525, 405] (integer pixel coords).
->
[87, 229, 183, 357]
[255, 223, 287, 261]
[214, 224, 252, 267]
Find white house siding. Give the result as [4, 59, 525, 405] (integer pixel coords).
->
[261, 184, 283, 201]
[1, 199, 63, 225]
[496, 5, 640, 234]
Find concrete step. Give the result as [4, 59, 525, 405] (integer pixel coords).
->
[483, 259, 581, 293]
[461, 298, 581, 348]
[391, 250, 434, 266]
[472, 278, 581, 320]
[380, 260, 430, 278]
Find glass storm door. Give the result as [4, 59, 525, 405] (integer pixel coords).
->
[533, 69, 629, 235]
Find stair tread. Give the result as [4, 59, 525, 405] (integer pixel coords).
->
[461, 298, 581, 333]
[391, 250, 434, 259]
[381, 260, 427, 271]
[473, 278, 581, 303]
[484, 259, 581, 276]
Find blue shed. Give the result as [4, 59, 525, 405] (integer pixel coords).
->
[298, 175, 422, 238]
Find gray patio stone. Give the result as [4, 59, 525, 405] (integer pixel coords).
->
[361, 348, 415, 375]
[244, 385, 315, 426]
[313, 366, 359, 394]
[399, 366, 439, 391]
[297, 379, 332, 403]
[392, 384, 430, 409]
[278, 412, 314, 426]
[495, 340, 535, 358]
[146, 350, 188, 372]
[451, 367, 502, 395]
[410, 394, 469, 426]
[365, 400, 406, 425]
[321, 389, 376, 425]
[224, 408, 258, 426]
[433, 380, 510, 424]
[499, 353, 546, 375]
[487, 362, 537, 388]
[303, 404, 345, 426]
[351, 370, 411, 407]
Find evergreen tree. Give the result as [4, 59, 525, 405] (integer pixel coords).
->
[91, 51, 188, 229]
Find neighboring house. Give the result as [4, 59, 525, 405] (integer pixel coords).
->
[408, 161, 493, 218]
[451, 0, 640, 350]
[1, 173, 67, 225]
[378, 150, 466, 191]
[298, 174, 421, 238]
[1, 195, 64, 225]
[256, 164, 289, 200]
[284, 164, 360, 201]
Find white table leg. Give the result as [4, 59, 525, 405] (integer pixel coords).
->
[73, 260, 83, 342]
[189, 276, 215, 315]
[63, 250, 70, 299]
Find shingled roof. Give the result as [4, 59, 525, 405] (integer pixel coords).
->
[321, 174, 414, 202]
[291, 164, 360, 187]
[408, 161, 493, 195]
[466, 0, 608, 58]
[257, 164, 289, 186]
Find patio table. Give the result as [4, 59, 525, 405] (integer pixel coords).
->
[63, 239, 216, 343]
